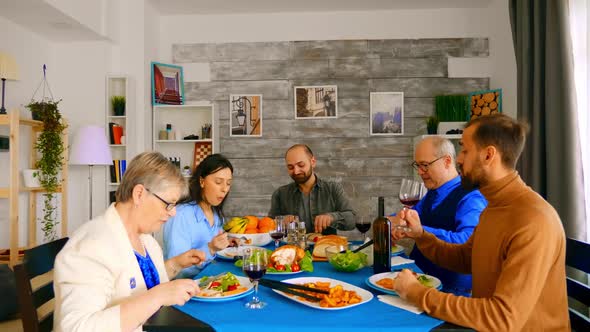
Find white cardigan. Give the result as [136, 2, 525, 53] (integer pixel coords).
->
[54, 204, 169, 332]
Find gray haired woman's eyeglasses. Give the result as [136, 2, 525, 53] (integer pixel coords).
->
[145, 188, 176, 211]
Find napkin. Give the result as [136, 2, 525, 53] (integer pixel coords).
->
[377, 295, 424, 314]
[390, 256, 414, 267]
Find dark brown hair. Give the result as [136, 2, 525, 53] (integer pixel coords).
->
[465, 114, 529, 169]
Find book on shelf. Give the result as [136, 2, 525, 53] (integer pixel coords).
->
[108, 123, 124, 144]
[110, 160, 127, 183]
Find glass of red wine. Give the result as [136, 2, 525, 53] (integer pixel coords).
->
[242, 248, 268, 309]
[270, 216, 285, 249]
[355, 216, 371, 241]
[397, 179, 427, 231]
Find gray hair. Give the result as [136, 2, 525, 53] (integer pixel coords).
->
[429, 136, 456, 162]
[115, 151, 187, 202]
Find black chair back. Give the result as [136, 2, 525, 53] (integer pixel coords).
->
[14, 237, 68, 332]
[566, 237, 590, 331]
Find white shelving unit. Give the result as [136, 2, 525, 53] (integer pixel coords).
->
[152, 102, 215, 172]
[105, 75, 129, 205]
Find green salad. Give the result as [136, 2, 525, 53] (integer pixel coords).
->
[199, 272, 240, 292]
[329, 250, 367, 272]
[417, 275, 434, 287]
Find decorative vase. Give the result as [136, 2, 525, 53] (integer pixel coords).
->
[114, 104, 125, 116]
[22, 169, 41, 188]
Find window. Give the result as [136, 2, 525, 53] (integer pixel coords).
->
[569, 0, 590, 241]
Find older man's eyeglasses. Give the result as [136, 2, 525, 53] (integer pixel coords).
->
[411, 156, 445, 172]
[145, 188, 176, 211]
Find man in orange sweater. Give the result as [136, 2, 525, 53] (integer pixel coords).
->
[393, 114, 569, 331]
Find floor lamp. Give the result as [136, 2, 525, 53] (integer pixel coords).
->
[70, 125, 112, 220]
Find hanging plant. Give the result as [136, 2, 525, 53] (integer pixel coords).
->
[25, 99, 67, 242]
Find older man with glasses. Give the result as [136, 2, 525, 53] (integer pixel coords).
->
[391, 136, 487, 296]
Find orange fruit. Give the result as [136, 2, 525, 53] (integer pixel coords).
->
[244, 228, 258, 234]
[257, 217, 275, 232]
[244, 215, 258, 230]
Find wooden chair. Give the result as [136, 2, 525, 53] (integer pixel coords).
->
[14, 237, 68, 332]
[566, 237, 590, 331]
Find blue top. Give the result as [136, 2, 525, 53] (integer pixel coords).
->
[163, 202, 223, 279]
[408, 176, 487, 295]
[134, 249, 160, 289]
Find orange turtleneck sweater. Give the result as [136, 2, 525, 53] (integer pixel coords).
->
[406, 171, 569, 332]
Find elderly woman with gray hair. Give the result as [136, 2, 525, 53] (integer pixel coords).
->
[54, 152, 206, 332]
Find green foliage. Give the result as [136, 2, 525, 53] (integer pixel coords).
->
[435, 95, 469, 121]
[25, 99, 67, 242]
[426, 116, 439, 134]
[111, 95, 126, 116]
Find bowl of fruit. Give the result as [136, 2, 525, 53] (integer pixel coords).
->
[224, 215, 275, 246]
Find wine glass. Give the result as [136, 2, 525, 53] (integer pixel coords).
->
[270, 217, 285, 249]
[397, 179, 427, 231]
[355, 216, 371, 241]
[242, 248, 268, 309]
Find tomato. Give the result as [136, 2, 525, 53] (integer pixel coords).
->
[227, 284, 238, 291]
[209, 281, 221, 288]
[291, 262, 300, 272]
[275, 264, 285, 271]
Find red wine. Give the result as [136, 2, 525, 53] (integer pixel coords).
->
[355, 223, 371, 233]
[244, 268, 266, 280]
[270, 232, 285, 240]
[399, 198, 420, 206]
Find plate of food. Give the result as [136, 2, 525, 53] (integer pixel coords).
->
[272, 277, 373, 310]
[311, 235, 348, 261]
[192, 273, 254, 302]
[391, 244, 405, 256]
[266, 245, 313, 274]
[366, 271, 442, 296]
[217, 245, 265, 260]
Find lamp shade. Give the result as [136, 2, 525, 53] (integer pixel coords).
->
[0, 52, 19, 80]
[70, 125, 112, 165]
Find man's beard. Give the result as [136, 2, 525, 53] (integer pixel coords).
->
[291, 169, 313, 184]
[459, 160, 483, 191]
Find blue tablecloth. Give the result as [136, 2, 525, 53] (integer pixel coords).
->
[174, 256, 443, 332]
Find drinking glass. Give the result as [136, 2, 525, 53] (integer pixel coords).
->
[270, 217, 285, 249]
[397, 179, 427, 232]
[355, 216, 371, 241]
[242, 248, 268, 309]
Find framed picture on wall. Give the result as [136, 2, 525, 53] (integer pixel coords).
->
[151, 62, 185, 105]
[229, 94, 262, 137]
[370, 92, 404, 136]
[294, 85, 337, 119]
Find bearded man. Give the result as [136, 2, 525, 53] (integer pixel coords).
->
[268, 144, 356, 234]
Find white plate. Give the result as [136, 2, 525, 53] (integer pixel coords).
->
[191, 276, 254, 302]
[391, 244, 405, 256]
[366, 271, 442, 296]
[216, 246, 265, 260]
[273, 276, 373, 310]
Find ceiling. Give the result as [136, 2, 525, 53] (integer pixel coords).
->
[0, 0, 492, 42]
[149, 0, 492, 15]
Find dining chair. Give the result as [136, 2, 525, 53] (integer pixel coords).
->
[13, 237, 68, 332]
[565, 237, 590, 331]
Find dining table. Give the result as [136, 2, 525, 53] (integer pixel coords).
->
[145, 247, 474, 332]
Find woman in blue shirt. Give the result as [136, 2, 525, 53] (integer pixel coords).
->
[163, 154, 234, 278]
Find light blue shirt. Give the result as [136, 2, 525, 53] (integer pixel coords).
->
[163, 202, 223, 279]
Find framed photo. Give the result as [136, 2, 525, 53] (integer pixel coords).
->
[294, 85, 337, 119]
[229, 94, 262, 137]
[151, 62, 185, 105]
[370, 92, 404, 136]
[468, 88, 502, 121]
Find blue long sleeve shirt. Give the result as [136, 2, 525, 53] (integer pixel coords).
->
[410, 176, 487, 294]
[162, 202, 223, 279]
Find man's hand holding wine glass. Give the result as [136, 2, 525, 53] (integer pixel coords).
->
[391, 208, 424, 240]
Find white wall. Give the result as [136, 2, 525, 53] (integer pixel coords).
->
[158, 2, 516, 117]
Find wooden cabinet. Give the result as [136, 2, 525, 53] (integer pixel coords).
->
[0, 111, 68, 267]
[152, 103, 215, 173]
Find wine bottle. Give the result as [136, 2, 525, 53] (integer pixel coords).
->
[373, 196, 391, 274]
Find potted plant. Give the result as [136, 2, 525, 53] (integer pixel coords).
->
[25, 99, 67, 242]
[426, 116, 439, 135]
[111, 96, 126, 116]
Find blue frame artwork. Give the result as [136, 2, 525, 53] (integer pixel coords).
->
[151, 62, 185, 106]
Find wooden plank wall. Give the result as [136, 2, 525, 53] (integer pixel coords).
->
[172, 38, 489, 235]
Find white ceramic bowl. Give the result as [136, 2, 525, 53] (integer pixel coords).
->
[227, 232, 272, 247]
